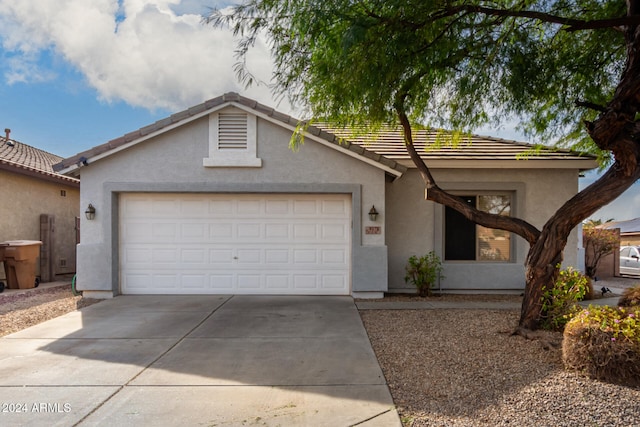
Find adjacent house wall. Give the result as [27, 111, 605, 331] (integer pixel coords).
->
[0, 170, 79, 280]
[386, 168, 582, 292]
[621, 233, 640, 246]
[76, 111, 388, 297]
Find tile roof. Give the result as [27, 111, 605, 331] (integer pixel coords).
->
[0, 135, 79, 185]
[601, 217, 640, 234]
[54, 92, 597, 175]
[313, 123, 596, 164]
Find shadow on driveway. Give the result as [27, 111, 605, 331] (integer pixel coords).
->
[0, 295, 400, 426]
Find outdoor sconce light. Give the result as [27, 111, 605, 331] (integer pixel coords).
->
[368, 205, 379, 222]
[85, 203, 96, 220]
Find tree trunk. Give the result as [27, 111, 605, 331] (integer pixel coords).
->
[519, 235, 564, 330]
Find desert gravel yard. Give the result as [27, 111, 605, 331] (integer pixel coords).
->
[361, 307, 640, 426]
[1, 285, 639, 426]
[0, 285, 100, 337]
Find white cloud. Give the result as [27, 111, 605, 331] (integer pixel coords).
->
[0, 0, 284, 112]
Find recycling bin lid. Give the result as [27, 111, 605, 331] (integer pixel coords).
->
[0, 240, 43, 246]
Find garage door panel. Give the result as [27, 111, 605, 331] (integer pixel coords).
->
[120, 193, 351, 295]
[153, 248, 178, 264]
[181, 223, 207, 239]
[210, 275, 234, 289]
[121, 222, 152, 242]
[322, 249, 348, 264]
[155, 274, 178, 289]
[210, 223, 233, 238]
[293, 224, 318, 239]
[265, 199, 289, 214]
[152, 199, 180, 216]
[293, 200, 317, 215]
[210, 200, 233, 215]
[124, 273, 152, 290]
[123, 247, 152, 264]
[265, 275, 289, 289]
[237, 249, 261, 264]
[183, 275, 206, 288]
[293, 275, 317, 289]
[210, 249, 233, 263]
[238, 275, 261, 289]
[321, 224, 349, 240]
[152, 223, 177, 240]
[123, 198, 152, 217]
[181, 199, 208, 216]
[322, 275, 348, 289]
[265, 249, 289, 264]
[181, 249, 206, 264]
[237, 223, 261, 238]
[237, 199, 261, 215]
[265, 223, 289, 239]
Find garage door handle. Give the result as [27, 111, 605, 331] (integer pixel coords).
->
[233, 256, 238, 260]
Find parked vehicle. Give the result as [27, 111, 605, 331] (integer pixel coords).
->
[620, 246, 640, 277]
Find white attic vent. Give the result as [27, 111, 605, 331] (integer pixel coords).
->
[204, 107, 262, 167]
[217, 113, 248, 150]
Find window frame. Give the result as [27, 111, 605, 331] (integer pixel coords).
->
[434, 183, 523, 265]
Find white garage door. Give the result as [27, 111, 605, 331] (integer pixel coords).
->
[119, 193, 351, 295]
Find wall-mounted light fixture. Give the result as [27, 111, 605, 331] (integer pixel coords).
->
[368, 205, 379, 222]
[85, 203, 96, 220]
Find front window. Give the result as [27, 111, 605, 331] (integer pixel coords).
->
[444, 194, 512, 262]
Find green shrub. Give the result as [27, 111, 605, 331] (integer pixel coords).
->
[563, 305, 640, 387]
[541, 267, 592, 330]
[404, 252, 443, 297]
[618, 285, 640, 307]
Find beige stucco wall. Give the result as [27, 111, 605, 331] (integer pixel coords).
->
[76, 110, 389, 296]
[386, 167, 582, 292]
[0, 170, 79, 281]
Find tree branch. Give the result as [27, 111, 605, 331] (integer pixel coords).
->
[575, 99, 607, 112]
[436, 5, 638, 32]
[393, 90, 540, 245]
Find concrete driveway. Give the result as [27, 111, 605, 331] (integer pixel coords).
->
[0, 295, 400, 426]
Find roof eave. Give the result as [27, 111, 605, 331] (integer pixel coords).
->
[0, 159, 80, 186]
[55, 93, 406, 178]
[396, 158, 599, 170]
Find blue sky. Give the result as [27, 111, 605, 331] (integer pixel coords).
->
[0, 0, 637, 222]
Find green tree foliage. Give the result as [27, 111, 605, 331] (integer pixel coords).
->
[208, 0, 640, 331]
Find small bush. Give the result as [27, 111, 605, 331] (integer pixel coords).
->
[404, 252, 443, 297]
[618, 285, 640, 307]
[563, 305, 640, 387]
[541, 267, 593, 330]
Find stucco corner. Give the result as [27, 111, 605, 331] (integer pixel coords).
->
[76, 243, 114, 293]
[353, 246, 388, 292]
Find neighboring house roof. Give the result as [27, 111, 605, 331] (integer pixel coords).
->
[54, 92, 598, 176]
[601, 217, 640, 235]
[0, 133, 79, 186]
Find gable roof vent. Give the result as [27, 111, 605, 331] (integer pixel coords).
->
[218, 112, 248, 150]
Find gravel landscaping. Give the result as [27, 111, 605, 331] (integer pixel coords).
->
[1, 282, 639, 426]
[0, 285, 100, 337]
[361, 308, 640, 426]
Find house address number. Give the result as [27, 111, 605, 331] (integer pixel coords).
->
[365, 226, 381, 235]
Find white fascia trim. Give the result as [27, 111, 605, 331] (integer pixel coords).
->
[397, 159, 599, 170]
